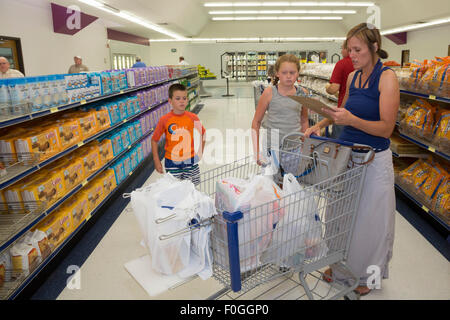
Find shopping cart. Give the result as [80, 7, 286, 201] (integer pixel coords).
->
[143, 133, 374, 300]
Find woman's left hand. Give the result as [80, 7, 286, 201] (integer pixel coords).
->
[322, 107, 355, 126]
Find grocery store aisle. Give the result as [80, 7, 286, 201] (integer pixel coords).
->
[55, 84, 449, 300]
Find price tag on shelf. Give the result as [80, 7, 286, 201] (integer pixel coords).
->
[80, 100, 87, 105]
[120, 90, 124, 94]
[123, 119, 127, 123]
[428, 146, 436, 153]
[77, 142, 84, 147]
[129, 171, 133, 176]
[429, 95, 436, 100]
[86, 214, 92, 221]
[82, 180, 88, 187]
[421, 205, 429, 213]
[128, 145, 131, 149]
[50, 107, 58, 113]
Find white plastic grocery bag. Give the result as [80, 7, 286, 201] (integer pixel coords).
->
[215, 175, 283, 272]
[261, 173, 328, 267]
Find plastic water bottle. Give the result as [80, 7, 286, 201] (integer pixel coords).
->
[0, 79, 11, 117]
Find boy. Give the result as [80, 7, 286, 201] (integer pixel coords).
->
[151, 83, 206, 185]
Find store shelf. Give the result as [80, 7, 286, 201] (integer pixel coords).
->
[0, 126, 156, 254]
[395, 183, 450, 232]
[0, 99, 168, 191]
[3, 140, 162, 300]
[400, 90, 450, 104]
[0, 77, 178, 130]
[391, 151, 429, 158]
[396, 132, 450, 161]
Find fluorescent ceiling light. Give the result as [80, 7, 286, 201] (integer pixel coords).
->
[204, 2, 373, 7]
[78, 0, 185, 39]
[381, 17, 450, 35]
[212, 16, 343, 20]
[209, 9, 355, 14]
[150, 37, 345, 42]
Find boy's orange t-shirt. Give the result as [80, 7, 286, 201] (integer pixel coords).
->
[152, 111, 205, 161]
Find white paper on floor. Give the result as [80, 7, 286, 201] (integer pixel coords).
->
[124, 255, 188, 297]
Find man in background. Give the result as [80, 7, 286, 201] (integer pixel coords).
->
[68, 55, 89, 74]
[132, 56, 146, 68]
[178, 56, 189, 65]
[0, 56, 24, 78]
[325, 40, 354, 138]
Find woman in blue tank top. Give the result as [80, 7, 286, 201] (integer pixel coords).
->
[306, 23, 399, 296]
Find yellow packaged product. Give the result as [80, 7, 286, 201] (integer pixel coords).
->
[98, 169, 117, 195]
[22, 229, 52, 260]
[419, 162, 448, 202]
[14, 127, 62, 163]
[402, 99, 436, 140]
[77, 145, 101, 176]
[59, 194, 89, 230]
[57, 157, 85, 191]
[20, 169, 65, 208]
[432, 110, 450, 153]
[430, 178, 450, 222]
[55, 118, 82, 150]
[35, 208, 73, 249]
[398, 159, 424, 186]
[78, 111, 99, 139]
[98, 139, 114, 165]
[83, 179, 105, 213]
[411, 160, 433, 194]
[94, 108, 111, 131]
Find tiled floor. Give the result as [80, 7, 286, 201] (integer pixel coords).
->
[57, 84, 450, 300]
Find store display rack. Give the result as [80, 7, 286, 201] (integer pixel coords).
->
[0, 69, 198, 300]
[2, 139, 164, 300]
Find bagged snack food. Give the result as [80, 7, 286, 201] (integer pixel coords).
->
[432, 110, 450, 154]
[401, 99, 436, 141]
[20, 168, 65, 209]
[94, 108, 111, 131]
[419, 161, 448, 203]
[411, 160, 433, 195]
[14, 127, 61, 163]
[398, 159, 424, 186]
[430, 177, 450, 224]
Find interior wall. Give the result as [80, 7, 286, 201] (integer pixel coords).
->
[0, 0, 110, 76]
[149, 41, 343, 85]
[382, 24, 450, 64]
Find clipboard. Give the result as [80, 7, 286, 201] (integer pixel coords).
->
[288, 95, 337, 120]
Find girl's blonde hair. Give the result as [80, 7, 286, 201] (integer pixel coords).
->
[346, 23, 388, 60]
[272, 53, 300, 86]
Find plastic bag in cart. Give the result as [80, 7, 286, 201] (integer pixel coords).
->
[130, 174, 215, 277]
[215, 175, 284, 272]
[261, 173, 328, 267]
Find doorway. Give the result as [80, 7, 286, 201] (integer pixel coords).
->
[401, 49, 410, 67]
[0, 36, 25, 75]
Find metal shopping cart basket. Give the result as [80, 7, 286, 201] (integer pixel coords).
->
[147, 133, 374, 300]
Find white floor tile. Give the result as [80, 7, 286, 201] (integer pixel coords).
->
[57, 88, 450, 300]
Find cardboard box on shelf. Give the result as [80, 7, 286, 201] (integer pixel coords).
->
[98, 169, 117, 195]
[55, 118, 82, 150]
[35, 208, 73, 249]
[14, 127, 61, 163]
[98, 139, 114, 165]
[76, 144, 102, 176]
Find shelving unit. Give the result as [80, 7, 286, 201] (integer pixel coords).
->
[222, 50, 328, 82]
[0, 69, 199, 300]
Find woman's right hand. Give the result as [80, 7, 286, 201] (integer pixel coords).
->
[304, 125, 321, 137]
[155, 162, 164, 174]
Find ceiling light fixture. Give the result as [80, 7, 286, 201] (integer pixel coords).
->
[211, 16, 343, 20]
[78, 0, 186, 39]
[209, 9, 356, 14]
[380, 17, 450, 35]
[204, 2, 374, 7]
[149, 37, 345, 42]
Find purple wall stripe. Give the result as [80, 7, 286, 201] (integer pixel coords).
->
[107, 28, 150, 46]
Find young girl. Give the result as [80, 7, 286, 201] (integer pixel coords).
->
[252, 54, 309, 165]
